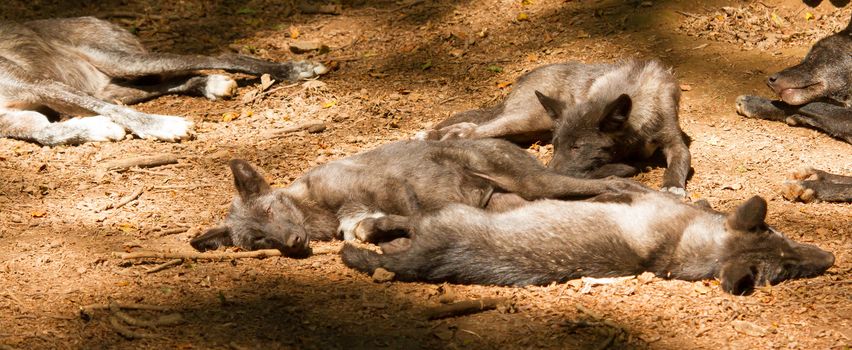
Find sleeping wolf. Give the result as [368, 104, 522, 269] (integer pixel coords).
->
[0, 16, 327, 145]
[420, 59, 691, 196]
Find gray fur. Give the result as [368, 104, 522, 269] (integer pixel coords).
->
[341, 193, 835, 295]
[0, 17, 327, 145]
[736, 15, 852, 143]
[191, 139, 649, 257]
[423, 59, 691, 194]
[736, 15, 852, 202]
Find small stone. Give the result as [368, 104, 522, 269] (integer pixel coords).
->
[289, 41, 328, 54]
[372, 268, 395, 283]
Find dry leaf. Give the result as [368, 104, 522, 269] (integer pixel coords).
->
[680, 84, 692, 91]
[517, 13, 529, 21]
[115, 281, 130, 287]
[322, 100, 337, 109]
[240, 90, 258, 104]
[448, 48, 465, 57]
[804, 12, 814, 21]
[260, 74, 275, 91]
[222, 112, 238, 122]
[30, 211, 46, 218]
[289, 26, 300, 39]
[731, 320, 768, 337]
[496, 81, 512, 89]
[117, 222, 136, 233]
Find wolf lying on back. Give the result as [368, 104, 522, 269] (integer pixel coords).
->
[421, 59, 691, 196]
[0, 17, 327, 145]
[190, 138, 648, 257]
[736, 16, 852, 202]
[342, 192, 835, 295]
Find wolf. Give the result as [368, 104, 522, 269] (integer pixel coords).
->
[0, 17, 327, 146]
[420, 59, 691, 196]
[190, 138, 649, 257]
[341, 192, 835, 295]
[736, 16, 851, 202]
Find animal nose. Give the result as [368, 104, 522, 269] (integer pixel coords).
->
[822, 251, 836, 268]
[286, 232, 305, 248]
[767, 73, 779, 85]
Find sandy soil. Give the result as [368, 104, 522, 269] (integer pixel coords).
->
[0, 0, 850, 349]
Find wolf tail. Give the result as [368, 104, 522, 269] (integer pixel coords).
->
[341, 243, 384, 273]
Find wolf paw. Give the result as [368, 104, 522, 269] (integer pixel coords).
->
[439, 122, 478, 140]
[203, 74, 238, 100]
[789, 167, 821, 181]
[65, 116, 127, 142]
[661, 186, 688, 198]
[782, 180, 817, 203]
[289, 61, 329, 81]
[127, 114, 194, 142]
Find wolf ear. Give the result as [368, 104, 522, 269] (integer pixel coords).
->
[727, 196, 767, 232]
[719, 261, 756, 295]
[190, 225, 234, 252]
[599, 94, 632, 132]
[534, 90, 565, 120]
[229, 159, 271, 201]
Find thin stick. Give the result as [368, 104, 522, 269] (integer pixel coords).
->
[145, 259, 183, 274]
[102, 155, 178, 172]
[115, 246, 339, 260]
[81, 302, 171, 313]
[101, 186, 145, 212]
[109, 316, 155, 339]
[261, 122, 327, 139]
[110, 301, 184, 327]
[156, 227, 190, 236]
[151, 184, 212, 191]
[128, 168, 171, 176]
[424, 298, 506, 320]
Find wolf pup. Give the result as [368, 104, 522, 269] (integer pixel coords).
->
[0, 17, 327, 145]
[342, 192, 835, 295]
[190, 139, 649, 257]
[421, 59, 691, 196]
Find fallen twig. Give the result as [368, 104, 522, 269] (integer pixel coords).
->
[145, 259, 183, 274]
[110, 302, 184, 327]
[155, 227, 191, 237]
[127, 168, 170, 176]
[100, 186, 145, 212]
[261, 122, 327, 139]
[109, 316, 155, 339]
[102, 154, 178, 172]
[81, 302, 171, 313]
[115, 246, 339, 260]
[424, 297, 506, 320]
[675, 10, 700, 18]
[151, 184, 212, 191]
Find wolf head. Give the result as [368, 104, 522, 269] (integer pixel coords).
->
[191, 160, 311, 258]
[717, 196, 835, 295]
[535, 90, 632, 177]
[766, 22, 852, 106]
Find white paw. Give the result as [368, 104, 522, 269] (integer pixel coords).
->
[203, 75, 238, 100]
[65, 116, 126, 142]
[294, 61, 328, 80]
[661, 187, 687, 198]
[439, 122, 478, 140]
[412, 131, 429, 141]
[337, 211, 386, 242]
[131, 114, 194, 142]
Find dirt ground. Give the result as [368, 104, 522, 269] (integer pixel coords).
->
[0, 0, 850, 349]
